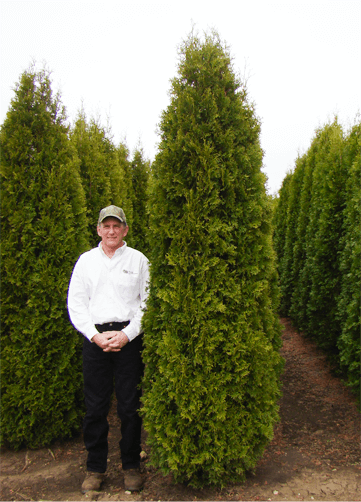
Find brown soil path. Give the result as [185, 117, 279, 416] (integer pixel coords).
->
[1, 318, 360, 501]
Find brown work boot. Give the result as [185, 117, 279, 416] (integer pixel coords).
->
[123, 468, 143, 491]
[81, 471, 105, 493]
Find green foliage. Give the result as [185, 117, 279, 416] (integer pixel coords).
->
[288, 120, 346, 351]
[278, 158, 307, 316]
[272, 172, 293, 274]
[274, 118, 361, 396]
[70, 110, 125, 247]
[141, 31, 283, 488]
[304, 121, 345, 352]
[337, 123, 361, 396]
[129, 147, 150, 255]
[279, 122, 345, 338]
[116, 142, 133, 231]
[288, 149, 315, 328]
[0, 66, 89, 448]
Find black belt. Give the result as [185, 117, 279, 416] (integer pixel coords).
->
[95, 321, 130, 332]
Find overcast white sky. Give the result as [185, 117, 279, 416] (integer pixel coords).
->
[1, 0, 360, 194]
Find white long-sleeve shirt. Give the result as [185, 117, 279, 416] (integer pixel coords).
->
[67, 242, 149, 342]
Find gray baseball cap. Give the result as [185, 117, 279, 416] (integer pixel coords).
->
[98, 205, 127, 225]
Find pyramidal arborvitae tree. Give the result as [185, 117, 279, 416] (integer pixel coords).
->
[288, 148, 315, 326]
[141, 31, 283, 488]
[278, 157, 307, 314]
[289, 120, 345, 349]
[287, 131, 320, 329]
[337, 122, 361, 396]
[70, 110, 125, 247]
[116, 141, 134, 231]
[130, 147, 150, 255]
[0, 66, 89, 448]
[272, 171, 293, 275]
[305, 120, 346, 352]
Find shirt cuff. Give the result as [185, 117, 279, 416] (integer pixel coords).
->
[88, 328, 100, 342]
[122, 325, 138, 342]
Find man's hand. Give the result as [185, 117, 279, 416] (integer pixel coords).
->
[92, 331, 129, 352]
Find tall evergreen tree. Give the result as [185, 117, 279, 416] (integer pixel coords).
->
[70, 111, 125, 247]
[130, 147, 150, 255]
[337, 123, 361, 396]
[272, 171, 293, 278]
[288, 148, 315, 326]
[304, 120, 345, 351]
[288, 141, 320, 329]
[0, 66, 89, 448]
[277, 160, 306, 316]
[116, 141, 133, 231]
[141, 31, 283, 488]
[289, 125, 331, 331]
[285, 122, 346, 342]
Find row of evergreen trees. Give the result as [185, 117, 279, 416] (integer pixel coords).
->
[273, 119, 360, 397]
[1, 32, 284, 487]
[0, 66, 150, 449]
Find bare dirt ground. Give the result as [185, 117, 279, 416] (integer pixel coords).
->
[1, 318, 360, 501]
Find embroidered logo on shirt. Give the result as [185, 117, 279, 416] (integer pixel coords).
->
[123, 269, 135, 274]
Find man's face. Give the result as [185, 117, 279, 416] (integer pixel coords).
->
[97, 217, 129, 250]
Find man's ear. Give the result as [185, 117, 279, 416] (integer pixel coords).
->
[97, 225, 102, 237]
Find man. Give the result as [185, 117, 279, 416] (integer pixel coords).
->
[67, 205, 149, 493]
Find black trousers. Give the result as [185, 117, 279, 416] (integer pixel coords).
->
[82, 322, 144, 473]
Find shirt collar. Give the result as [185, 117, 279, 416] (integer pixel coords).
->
[99, 241, 127, 258]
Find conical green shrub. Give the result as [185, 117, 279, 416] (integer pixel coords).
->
[307, 121, 346, 349]
[141, 32, 283, 488]
[288, 149, 315, 327]
[0, 66, 89, 448]
[283, 158, 308, 310]
[337, 123, 361, 396]
[70, 110, 125, 246]
[272, 172, 293, 279]
[129, 147, 150, 255]
[297, 121, 346, 351]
